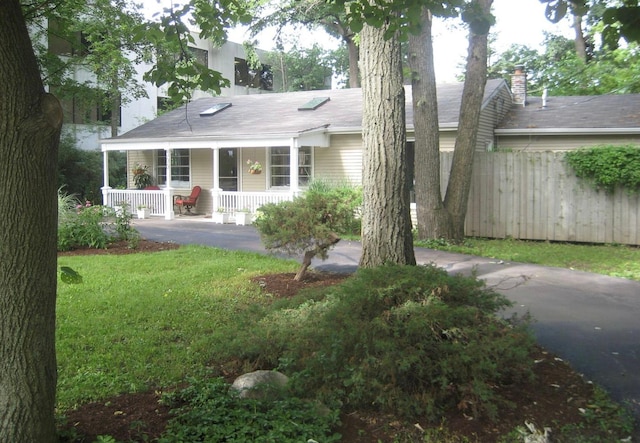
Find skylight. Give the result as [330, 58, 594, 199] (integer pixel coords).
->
[199, 103, 232, 117]
[298, 97, 330, 111]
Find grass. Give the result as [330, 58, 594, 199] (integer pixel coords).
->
[414, 237, 640, 281]
[56, 241, 636, 441]
[56, 245, 298, 410]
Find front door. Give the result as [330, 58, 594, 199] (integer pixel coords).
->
[219, 148, 238, 191]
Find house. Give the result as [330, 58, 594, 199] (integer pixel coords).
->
[495, 69, 640, 150]
[45, 16, 274, 151]
[100, 78, 512, 218]
[100, 72, 640, 223]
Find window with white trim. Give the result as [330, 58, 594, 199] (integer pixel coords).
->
[156, 149, 190, 188]
[270, 146, 312, 188]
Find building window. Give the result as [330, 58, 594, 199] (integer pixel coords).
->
[270, 146, 312, 188]
[234, 57, 273, 91]
[157, 149, 190, 188]
[188, 47, 208, 67]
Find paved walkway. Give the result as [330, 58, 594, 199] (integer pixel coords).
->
[134, 217, 640, 430]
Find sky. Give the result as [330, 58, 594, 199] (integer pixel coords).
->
[147, 0, 574, 83]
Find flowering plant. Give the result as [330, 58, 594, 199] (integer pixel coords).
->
[246, 159, 263, 173]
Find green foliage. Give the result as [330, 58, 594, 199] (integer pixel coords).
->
[415, 236, 640, 281]
[158, 376, 340, 442]
[266, 43, 335, 91]
[59, 266, 83, 284]
[565, 145, 640, 193]
[58, 134, 105, 203]
[236, 265, 534, 421]
[57, 193, 139, 251]
[131, 164, 154, 189]
[254, 181, 362, 261]
[55, 246, 298, 410]
[489, 35, 640, 95]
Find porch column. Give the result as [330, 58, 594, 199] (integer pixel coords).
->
[212, 146, 221, 212]
[101, 150, 112, 206]
[290, 139, 299, 197]
[164, 147, 174, 220]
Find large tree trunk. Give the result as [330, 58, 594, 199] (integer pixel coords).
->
[443, 0, 493, 241]
[572, 11, 588, 61]
[346, 36, 360, 88]
[408, 8, 454, 240]
[359, 20, 416, 267]
[0, 2, 62, 442]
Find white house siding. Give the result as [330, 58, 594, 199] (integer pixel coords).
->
[496, 134, 640, 151]
[314, 134, 364, 185]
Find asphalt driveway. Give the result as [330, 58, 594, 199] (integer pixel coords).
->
[134, 217, 640, 430]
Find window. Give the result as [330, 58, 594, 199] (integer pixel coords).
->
[57, 93, 120, 126]
[234, 57, 273, 91]
[189, 47, 208, 67]
[270, 146, 312, 188]
[157, 149, 190, 188]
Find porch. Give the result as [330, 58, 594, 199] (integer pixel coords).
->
[101, 188, 299, 220]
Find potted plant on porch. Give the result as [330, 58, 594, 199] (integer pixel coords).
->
[137, 204, 150, 219]
[212, 207, 230, 224]
[235, 208, 253, 226]
[132, 164, 154, 189]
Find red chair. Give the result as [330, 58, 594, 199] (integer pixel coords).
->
[174, 186, 201, 214]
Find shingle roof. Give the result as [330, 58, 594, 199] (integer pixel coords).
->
[109, 79, 508, 142]
[498, 94, 640, 130]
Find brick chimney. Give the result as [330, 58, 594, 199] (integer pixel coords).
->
[511, 65, 527, 106]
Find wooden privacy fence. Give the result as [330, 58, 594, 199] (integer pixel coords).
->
[437, 151, 640, 245]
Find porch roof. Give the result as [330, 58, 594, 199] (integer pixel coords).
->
[101, 79, 509, 151]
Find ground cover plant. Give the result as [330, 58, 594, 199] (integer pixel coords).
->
[56, 243, 636, 442]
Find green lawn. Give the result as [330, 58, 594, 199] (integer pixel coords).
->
[56, 245, 298, 410]
[415, 237, 640, 281]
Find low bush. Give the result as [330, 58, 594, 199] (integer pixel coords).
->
[232, 265, 535, 422]
[158, 376, 341, 443]
[254, 180, 362, 280]
[57, 192, 139, 251]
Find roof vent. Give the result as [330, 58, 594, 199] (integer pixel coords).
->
[200, 103, 232, 117]
[298, 97, 330, 111]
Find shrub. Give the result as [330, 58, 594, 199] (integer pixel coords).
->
[158, 376, 340, 443]
[254, 182, 361, 280]
[565, 144, 640, 193]
[235, 265, 534, 421]
[57, 192, 139, 251]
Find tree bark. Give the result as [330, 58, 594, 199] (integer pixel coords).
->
[572, 11, 588, 61]
[359, 20, 416, 267]
[443, 0, 493, 241]
[346, 36, 360, 88]
[0, 2, 62, 442]
[294, 233, 341, 281]
[408, 8, 454, 240]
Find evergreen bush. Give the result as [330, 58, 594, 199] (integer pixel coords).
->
[234, 265, 534, 421]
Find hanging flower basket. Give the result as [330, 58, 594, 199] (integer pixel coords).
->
[246, 159, 263, 175]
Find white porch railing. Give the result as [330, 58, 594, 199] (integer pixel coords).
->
[103, 189, 168, 217]
[214, 190, 298, 214]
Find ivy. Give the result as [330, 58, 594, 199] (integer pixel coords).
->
[565, 144, 640, 193]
